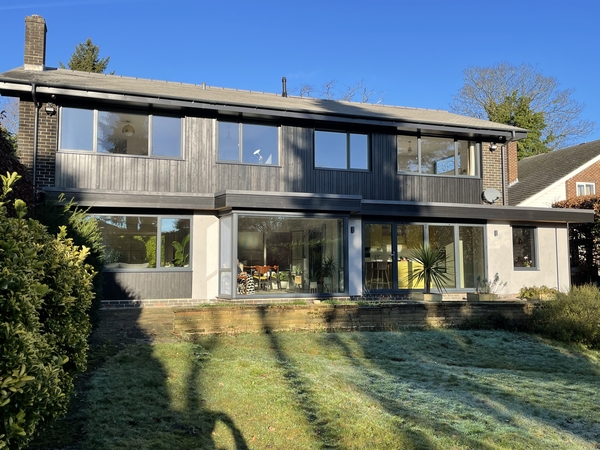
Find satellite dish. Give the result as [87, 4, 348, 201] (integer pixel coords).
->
[482, 188, 501, 204]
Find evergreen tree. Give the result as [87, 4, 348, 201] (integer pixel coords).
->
[59, 38, 111, 74]
[485, 92, 550, 160]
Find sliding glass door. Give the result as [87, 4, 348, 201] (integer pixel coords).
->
[364, 222, 485, 292]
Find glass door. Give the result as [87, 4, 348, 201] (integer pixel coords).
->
[363, 224, 393, 290]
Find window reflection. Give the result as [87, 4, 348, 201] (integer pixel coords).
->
[235, 216, 344, 295]
[95, 215, 190, 269]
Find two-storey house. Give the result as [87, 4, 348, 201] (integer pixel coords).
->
[0, 16, 592, 307]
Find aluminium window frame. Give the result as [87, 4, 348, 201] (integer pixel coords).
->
[216, 120, 281, 166]
[397, 134, 481, 177]
[314, 129, 371, 171]
[362, 220, 487, 292]
[512, 225, 538, 270]
[58, 106, 184, 159]
[94, 213, 193, 272]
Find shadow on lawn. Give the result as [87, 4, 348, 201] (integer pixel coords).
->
[26, 307, 249, 450]
[323, 329, 600, 449]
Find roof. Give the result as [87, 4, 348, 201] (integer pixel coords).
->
[0, 66, 527, 138]
[509, 139, 600, 205]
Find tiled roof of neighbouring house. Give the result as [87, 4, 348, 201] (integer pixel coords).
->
[509, 139, 600, 205]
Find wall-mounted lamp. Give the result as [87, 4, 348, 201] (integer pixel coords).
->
[44, 103, 56, 116]
[489, 143, 498, 151]
[351, 226, 355, 234]
[121, 123, 135, 136]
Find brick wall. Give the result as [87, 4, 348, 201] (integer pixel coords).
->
[18, 99, 58, 193]
[24, 15, 46, 70]
[481, 142, 505, 205]
[506, 141, 518, 185]
[565, 161, 600, 198]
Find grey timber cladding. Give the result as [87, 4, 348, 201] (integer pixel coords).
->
[102, 271, 192, 300]
[56, 118, 483, 204]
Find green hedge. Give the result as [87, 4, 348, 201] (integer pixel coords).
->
[0, 173, 95, 449]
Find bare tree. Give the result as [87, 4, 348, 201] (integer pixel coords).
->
[0, 97, 19, 135]
[292, 79, 384, 104]
[450, 62, 594, 150]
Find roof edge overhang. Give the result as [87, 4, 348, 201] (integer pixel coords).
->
[0, 79, 527, 140]
[43, 187, 592, 223]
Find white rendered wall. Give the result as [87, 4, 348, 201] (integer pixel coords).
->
[486, 222, 570, 297]
[348, 217, 363, 296]
[192, 214, 220, 300]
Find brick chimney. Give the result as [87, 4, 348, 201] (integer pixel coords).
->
[506, 141, 518, 186]
[24, 15, 47, 70]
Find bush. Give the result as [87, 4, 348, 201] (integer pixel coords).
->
[518, 285, 559, 300]
[0, 173, 95, 449]
[532, 284, 600, 349]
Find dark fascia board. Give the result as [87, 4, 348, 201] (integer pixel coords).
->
[215, 190, 363, 212]
[0, 81, 525, 141]
[43, 187, 215, 209]
[361, 200, 594, 223]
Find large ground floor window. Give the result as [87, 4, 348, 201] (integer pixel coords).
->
[364, 222, 485, 291]
[95, 215, 191, 270]
[220, 214, 345, 297]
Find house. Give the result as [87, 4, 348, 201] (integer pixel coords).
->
[0, 15, 592, 307]
[509, 139, 600, 207]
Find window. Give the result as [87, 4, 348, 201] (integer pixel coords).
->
[95, 215, 191, 269]
[513, 226, 536, 268]
[315, 130, 369, 170]
[218, 122, 279, 165]
[60, 107, 182, 157]
[577, 182, 595, 196]
[219, 214, 345, 296]
[397, 135, 479, 177]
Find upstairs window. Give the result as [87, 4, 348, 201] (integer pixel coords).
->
[315, 130, 369, 170]
[576, 182, 595, 196]
[218, 122, 279, 165]
[397, 135, 479, 177]
[59, 107, 182, 157]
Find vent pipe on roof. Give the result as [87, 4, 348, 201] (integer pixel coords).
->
[281, 77, 287, 97]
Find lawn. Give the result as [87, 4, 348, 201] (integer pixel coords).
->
[28, 329, 600, 449]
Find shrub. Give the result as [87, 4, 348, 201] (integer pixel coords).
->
[31, 194, 104, 327]
[0, 173, 95, 449]
[518, 285, 559, 300]
[532, 284, 600, 349]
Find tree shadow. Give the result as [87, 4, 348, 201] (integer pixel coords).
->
[321, 329, 600, 448]
[26, 280, 249, 450]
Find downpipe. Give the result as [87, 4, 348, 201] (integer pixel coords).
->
[31, 83, 40, 198]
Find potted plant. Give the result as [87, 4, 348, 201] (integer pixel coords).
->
[467, 273, 506, 301]
[279, 271, 288, 290]
[321, 255, 338, 292]
[406, 244, 451, 301]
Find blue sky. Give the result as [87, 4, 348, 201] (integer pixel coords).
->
[2, 0, 599, 144]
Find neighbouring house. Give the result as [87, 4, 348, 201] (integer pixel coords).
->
[0, 15, 593, 307]
[509, 139, 600, 207]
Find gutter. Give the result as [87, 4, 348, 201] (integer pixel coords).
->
[0, 79, 527, 140]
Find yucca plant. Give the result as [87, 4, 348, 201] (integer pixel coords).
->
[406, 244, 452, 294]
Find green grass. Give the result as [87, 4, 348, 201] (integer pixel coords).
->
[28, 330, 600, 449]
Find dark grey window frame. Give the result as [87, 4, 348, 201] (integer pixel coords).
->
[512, 225, 538, 270]
[397, 134, 480, 177]
[58, 106, 183, 159]
[314, 129, 371, 171]
[94, 214, 193, 272]
[216, 120, 280, 166]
